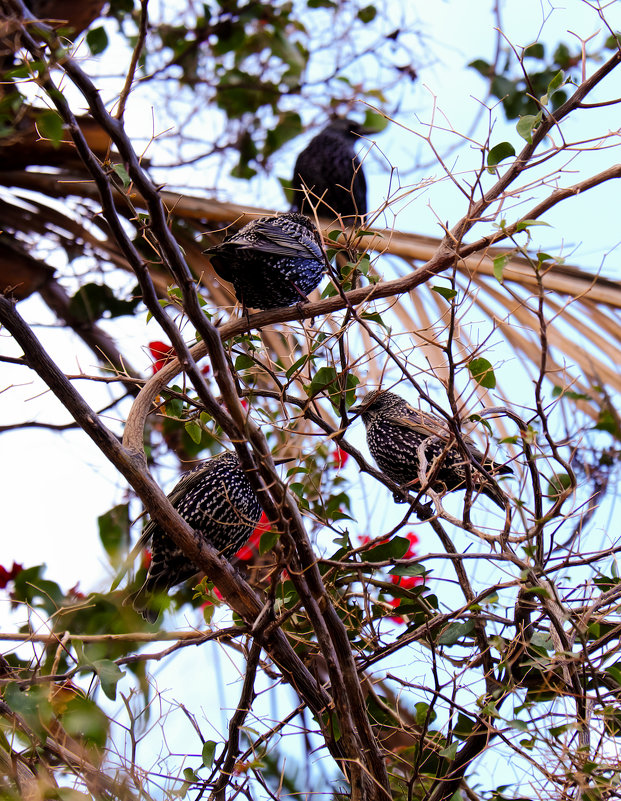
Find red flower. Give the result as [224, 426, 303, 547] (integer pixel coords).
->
[390, 574, 422, 589]
[333, 447, 349, 468]
[0, 562, 23, 590]
[149, 341, 174, 373]
[236, 512, 270, 561]
[388, 569, 424, 623]
[358, 534, 390, 547]
[67, 582, 86, 600]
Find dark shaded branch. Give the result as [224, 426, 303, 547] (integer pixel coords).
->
[0, 293, 348, 774]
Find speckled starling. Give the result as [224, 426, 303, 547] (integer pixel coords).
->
[291, 119, 368, 222]
[352, 390, 512, 509]
[205, 212, 325, 310]
[128, 452, 262, 622]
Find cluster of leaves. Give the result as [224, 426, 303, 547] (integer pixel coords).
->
[2, 1, 621, 799]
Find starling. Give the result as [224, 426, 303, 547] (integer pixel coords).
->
[351, 390, 512, 509]
[205, 212, 325, 310]
[291, 119, 368, 222]
[127, 452, 262, 622]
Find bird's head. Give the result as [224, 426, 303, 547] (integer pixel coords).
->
[323, 118, 375, 140]
[348, 389, 408, 425]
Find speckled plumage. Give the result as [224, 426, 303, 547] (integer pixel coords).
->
[129, 452, 262, 622]
[353, 390, 512, 509]
[291, 119, 368, 222]
[206, 213, 325, 310]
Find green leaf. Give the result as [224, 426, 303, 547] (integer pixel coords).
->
[552, 385, 591, 401]
[62, 695, 109, 748]
[306, 365, 338, 398]
[492, 254, 510, 283]
[469, 59, 492, 77]
[202, 740, 217, 768]
[468, 357, 496, 389]
[605, 664, 621, 685]
[357, 5, 377, 23]
[413, 701, 437, 726]
[604, 33, 621, 51]
[86, 26, 109, 55]
[4, 683, 53, 739]
[439, 742, 459, 759]
[362, 110, 389, 132]
[92, 659, 125, 701]
[113, 163, 131, 188]
[432, 285, 457, 301]
[360, 311, 388, 330]
[11, 565, 64, 615]
[265, 111, 302, 156]
[546, 473, 572, 497]
[487, 142, 516, 172]
[360, 536, 410, 562]
[452, 712, 476, 739]
[388, 563, 426, 578]
[468, 413, 492, 434]
[514, 219, 550, 232]
[516, 112, 542, 143]
[259, 529, 279, 555]
[185, 420, 203, 445]
[68, 283, 139, 322]
[98, 504, 129, 568]
[438, 620, 475, 646]
[549, 723, 572, 738]
[37, 110, 64, 148]
[524, 43, 545, 60]
[183, 767, 199, 783]
[235, 353, 255, 371]
[542, 69, 564, 104]
[594, 408, 620, 435]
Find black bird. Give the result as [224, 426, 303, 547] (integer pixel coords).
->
[205, 212, 325, 310]
[126, 452, 262, 622]
[291, 119, 368, 222]
[351, 390, 512, 509]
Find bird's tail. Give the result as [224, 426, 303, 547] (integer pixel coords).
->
[122, 584, 160, 624]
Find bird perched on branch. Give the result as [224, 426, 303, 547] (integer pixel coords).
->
[291, 119, 368, 223]
[350, 390, 512, 509]
[126, 452, 263, 622]
[205, 212, 325, 310]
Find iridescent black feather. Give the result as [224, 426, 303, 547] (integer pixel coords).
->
[291, 119, 367, 222]
[127, 452, 262, 622]
[206, 212, 325, 310]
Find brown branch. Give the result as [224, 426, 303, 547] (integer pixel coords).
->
[0, 293, 349, 774]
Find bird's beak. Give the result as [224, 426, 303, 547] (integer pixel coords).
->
[274, 456, 297, 466]
[347, 404, 363, 420]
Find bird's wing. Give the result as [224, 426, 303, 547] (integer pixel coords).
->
[397, 405, 454, 442]
[391, 413, 453, 444]
[395, 405, 513, 476]
[242, 221, 324, 260]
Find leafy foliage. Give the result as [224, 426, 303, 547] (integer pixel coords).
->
[1, 2, 621, 801]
